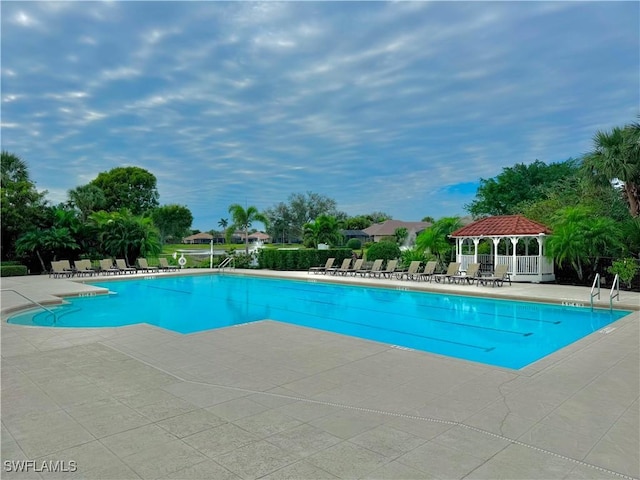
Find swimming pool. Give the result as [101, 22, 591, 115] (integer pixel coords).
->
[8, 275, 630, 369]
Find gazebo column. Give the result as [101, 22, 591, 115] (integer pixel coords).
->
[538, 235, 545, 282]
[492, 237, 500, 272]
[510, 237, 518, 276]
[473, 237, 479, 263]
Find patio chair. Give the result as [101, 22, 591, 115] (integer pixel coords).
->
[158, 257, 178, 272]
[343, 258, 364, 276]
[377, 259, 399, 279]
[309, 257, 335, 275]
[457, 263, 481, 285]
[433, 262, 461, 283]
[99, 259, 120, 275]
[59, 259, 76, 276]
[328, 258, 352, 275]
[74, 259, 97, 277]
[137, 257, 160, 273]
[357, 259, 383, 277]
[49, 261, 73, 279]
[396, 261, 422, 281]
[478, 264, 512, 287]
[115, 259, 136, 274]
[417, 261, 438, 282]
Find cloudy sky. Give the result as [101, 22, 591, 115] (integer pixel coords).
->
[2, 1, 638, 231]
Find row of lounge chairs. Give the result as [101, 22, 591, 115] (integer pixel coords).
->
[49, 258, 178, 278]
[308, 258, 511, 287]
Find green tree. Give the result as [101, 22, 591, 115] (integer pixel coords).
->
[90, 209, 161, 265]
[150, 204, 194, 244]
[1, 152, 49, 259]
[228, 204, 268, 254]
[218, 218, 228, 229]
[582, 124, 640, 217]
[416, 216, 462, 264]
[265, 192, 338, 241]
[303, 215, 344, 248]
[545, 206, 622, 281]
[16, 227, 79, 272]
[89, 166, 159, 215]
[68, 184, 106, 221]
[466, 159, 580, 217]
[394, 227, 409, 246]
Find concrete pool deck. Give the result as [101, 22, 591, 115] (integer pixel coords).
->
[1, 270, 639, 479]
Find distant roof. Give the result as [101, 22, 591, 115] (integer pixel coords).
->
[363, 220, 432, 236]
[341, 229, 369, 236]
[183, 232, 213, 241]
[451, 215, 552, 237]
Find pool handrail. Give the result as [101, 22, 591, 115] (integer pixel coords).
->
[1, 289, 57, 324]
[610, 274, 620, 311]
[590, 273, 600, 310]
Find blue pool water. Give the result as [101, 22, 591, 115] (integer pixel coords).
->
[8, 275, 630, 369]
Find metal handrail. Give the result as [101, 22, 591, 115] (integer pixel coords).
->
[1, 289, 57, 324]
[590, 273, 600, 310]
[217, 257, 235, 270]
[610, 274, 620, 311]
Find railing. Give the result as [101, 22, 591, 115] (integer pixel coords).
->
[217, 257, 235, 270]
[590, 273, 600, 310]
[610, 274, 620, 310]
[1, 289, 57, 324]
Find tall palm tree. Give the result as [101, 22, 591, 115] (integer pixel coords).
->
[584, 125, 640, 217]
[68, 184, 106, 222]
[228, 204, 268, 254]
[1, 151, 30, 186]
[218, 218, 228, 229]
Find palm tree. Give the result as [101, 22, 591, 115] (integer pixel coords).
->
[16, 227, 79, 272]
[583, 125, 640, 217]
[218, 218, 228, 229]
[90, 209, 161, 265]
[546, 206, 622, 281]
[68, 184, 106, 221]
[1, 151, 29, 186]
[416, 216, 461, 264]
[303, 215, 343, 248]
[228, 204, 268, 254]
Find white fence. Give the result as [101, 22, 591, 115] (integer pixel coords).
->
[459, 254, 554, 276]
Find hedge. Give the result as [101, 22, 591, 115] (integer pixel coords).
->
[258, 248, 353, 271]
[0, 265, 28, 277]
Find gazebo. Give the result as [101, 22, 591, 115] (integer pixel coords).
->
[450, 215, 555, 283]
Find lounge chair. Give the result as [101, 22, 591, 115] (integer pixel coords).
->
[328, 258, 352, 275]
[115, 259, 136, 274]
[137, 257, 159, 273]
[158, 257, 178, 272]
[396, 261, 422, 280]
[376, 259, 399, 279]
[49, 261, 73, 278]
[478, 264, 511, 287]
[74, 259, 97, 277]
[59, 260, 76, 276]
[433, 262, 461, 283]
[99, 259, 120, 275]
[357, 259, 383, 277]
[417, 261, 438, 282]
[343, 258, 364, 276]
[457, 263, 481, 285]
[309, 257, 335, 275]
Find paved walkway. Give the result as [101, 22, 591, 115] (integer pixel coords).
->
[1, 271, 639, 479]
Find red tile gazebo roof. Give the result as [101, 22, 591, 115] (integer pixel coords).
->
[450, 215, 551, 237]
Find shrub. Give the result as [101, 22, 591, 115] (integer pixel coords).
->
[608, 258, 639, 289]
[366, 241, 401, 262]
[258, 248, 352, 270]
[400, 248, 430, 268]
[346, 238, 362, 250]
[0, 265, 28, 277]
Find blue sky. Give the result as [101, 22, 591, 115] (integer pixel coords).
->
[2, 1, 638, 231]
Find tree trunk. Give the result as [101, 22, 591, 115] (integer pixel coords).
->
[624, 181, 640, 217]
[245, 228, 249, 254]
[36, 250, 46, 273]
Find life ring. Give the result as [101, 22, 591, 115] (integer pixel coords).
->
[178, 256, 187, 266]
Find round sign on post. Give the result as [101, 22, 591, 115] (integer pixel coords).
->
[178, 255, 187, 268]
